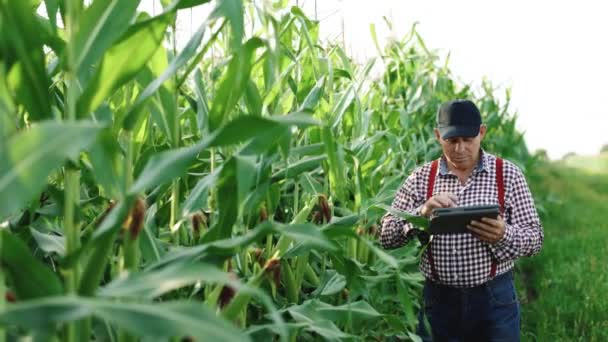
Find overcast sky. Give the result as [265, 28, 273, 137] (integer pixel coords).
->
[145, 0, 608, 159]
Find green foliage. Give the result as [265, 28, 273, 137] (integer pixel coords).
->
[0, 0, 52, 121]
[77, 11, 171, 115]
[0, 296, 250, 341]
[0, 121, 102, 218]
[518, 163, 608, 341]
[0, 230, 63, 300]
[561, 151, 608, 174]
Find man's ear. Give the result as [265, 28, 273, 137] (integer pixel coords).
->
[479, 125, 487, 139]
[434, 128, 441, 141]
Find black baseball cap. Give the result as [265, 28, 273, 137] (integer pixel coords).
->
[436, 99, 482, 139]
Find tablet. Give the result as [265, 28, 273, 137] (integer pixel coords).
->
[429, 205, 500, 235]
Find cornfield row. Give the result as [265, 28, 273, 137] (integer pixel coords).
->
[0, 0, 537, 340]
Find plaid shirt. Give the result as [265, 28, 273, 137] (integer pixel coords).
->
[380, 150, 543, 287]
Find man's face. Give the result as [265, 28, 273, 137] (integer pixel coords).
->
[434, 125, 486, 170]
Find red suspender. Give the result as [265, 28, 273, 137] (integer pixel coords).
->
[489, 158, 505, 279]
[496, 158, 505, 215]
[426, 160, 440, 282]
[425, 157, 505, 283]
[427, 160, 439, 200]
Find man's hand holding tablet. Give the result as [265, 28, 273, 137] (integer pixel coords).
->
[421, 192, 506, 243]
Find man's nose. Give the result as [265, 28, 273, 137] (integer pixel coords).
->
[454, 142, 464, 152]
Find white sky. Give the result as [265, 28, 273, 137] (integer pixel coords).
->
[138, 1, 608, 159]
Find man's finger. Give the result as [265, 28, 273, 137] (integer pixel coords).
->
[426, 199, 440, 211]
[437, 196, 456, 207]
[435, 197, 450, 207]
[437, 193, 457, 206]
[446, 193, 458, 203]
[480, 216, 502, 225]
[445, 197, 457, 207]
[467, 225, 494, 241]
[469, 220, 499, 233]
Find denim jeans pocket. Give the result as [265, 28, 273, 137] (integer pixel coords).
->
[486, 273, 518, 306]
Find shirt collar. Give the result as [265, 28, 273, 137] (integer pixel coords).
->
[439, 149, 489, 176]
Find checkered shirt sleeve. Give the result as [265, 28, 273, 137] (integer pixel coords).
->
[380, 168, 426, 249]
[488, 163, 544, 261]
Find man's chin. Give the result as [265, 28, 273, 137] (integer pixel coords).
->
[451, 158, 471, 168]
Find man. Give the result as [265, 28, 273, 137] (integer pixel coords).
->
[380, 99, 543, 341]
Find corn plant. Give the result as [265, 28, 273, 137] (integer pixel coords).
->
[0, 0, 538, 341]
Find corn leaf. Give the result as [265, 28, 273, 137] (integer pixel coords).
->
[209, 37, 264, 131]
[375, 203, 430, 230]
[1, 0, 52, 121]
[0, 121, 102, 218]
[77, 11, 171, 115]
[130, 112, 319, 195]
[73, 0, 141, 83]
[0, 230, 63, 300]
[0, 296, 249, 341]
[30, 228, 66, 257]
[98, 261, 233, 299]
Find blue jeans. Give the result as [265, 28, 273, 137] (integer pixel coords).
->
[417, 270, 520, 342]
